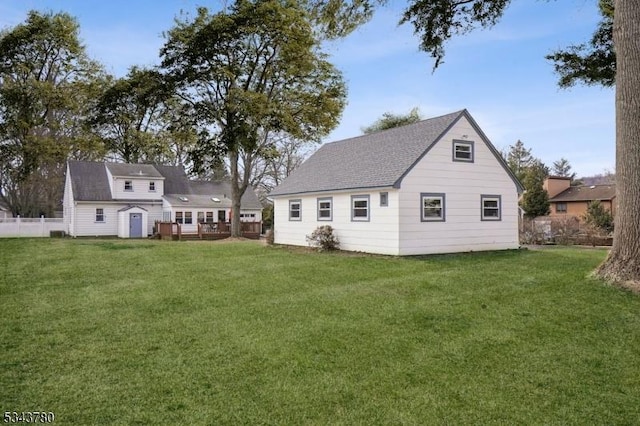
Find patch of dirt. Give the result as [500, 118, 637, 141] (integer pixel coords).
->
[613, 280, 640, 295]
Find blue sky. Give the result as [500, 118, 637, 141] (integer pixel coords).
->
[0, 0, 615, 177]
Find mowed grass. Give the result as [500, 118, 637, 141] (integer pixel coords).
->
[1, 239, 639, 425]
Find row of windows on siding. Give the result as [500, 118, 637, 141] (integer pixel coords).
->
[172, 211, 256, 224]
[288, 193, 502, 222]
[174, 211, 224, 224]
[289, 193, 388, 222]
[124, 180, 156, 192]
[421, 193, 502, 222]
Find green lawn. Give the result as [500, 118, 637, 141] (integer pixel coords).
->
[1, 239, 639, 425]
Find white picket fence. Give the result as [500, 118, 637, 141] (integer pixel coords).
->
[0, 216, 65, 238]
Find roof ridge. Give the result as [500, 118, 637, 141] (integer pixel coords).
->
[322, 109, 466, 147]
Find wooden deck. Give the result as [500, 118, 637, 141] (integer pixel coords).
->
[155, 221, 261, 241]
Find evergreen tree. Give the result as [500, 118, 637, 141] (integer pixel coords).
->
[505, 140, 534, 184]
[520, 161, 550, 218]
[583, 200, 614, 234]
[552, 157, 575, 179]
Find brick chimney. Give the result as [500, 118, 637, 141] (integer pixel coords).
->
[543, 176, 571, 198]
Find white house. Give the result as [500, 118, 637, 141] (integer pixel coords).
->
[269, 109, 523, 255]
[63, 161, 263, 238]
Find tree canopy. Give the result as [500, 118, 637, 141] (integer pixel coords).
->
[0, 10, 106, 216]
[161, 1, 346, 236]
[546, 0, 615, 88]
[361, 107, 422, 134]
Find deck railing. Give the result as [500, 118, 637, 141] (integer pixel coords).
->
[155, 221, 181, 240]
[198, 221, 261, 239]
[155, 221, 261, 240]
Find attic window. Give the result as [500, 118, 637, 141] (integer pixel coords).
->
[453, 140, 474, 162]
[179, 196, 189, 202]
[149, 181, 156, 191]
[211, 197, 221, 203]
[124, 180, 133, 191]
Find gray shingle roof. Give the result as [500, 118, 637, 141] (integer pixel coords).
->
[153, 164, 192, 194]
[105, 163, 164, 178]
[68, 161, 113, 201]
[164, 194, 233, 208]
[270, 109, 519, 197]
[188, 181, 263, 209]
[67, 161, 263, 208]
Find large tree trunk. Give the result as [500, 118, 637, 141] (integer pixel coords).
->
[229, 149, 243, 238]
[595, 0, 640, 286]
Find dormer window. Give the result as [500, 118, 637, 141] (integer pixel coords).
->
[124, 180, 133, 191]
[149, 181, 156, 191]
[453, 140, 474, 162]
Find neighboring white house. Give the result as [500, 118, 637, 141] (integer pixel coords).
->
[269, 109, 523, 255]
[64, 161, 263, 238]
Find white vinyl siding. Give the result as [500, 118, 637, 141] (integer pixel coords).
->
[73, 204, 118, 236]
[398, 116, 519, 255]
[111, 178, 164, 200]
[273, 190, 400, 255]
[70, 203, 162, 237]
